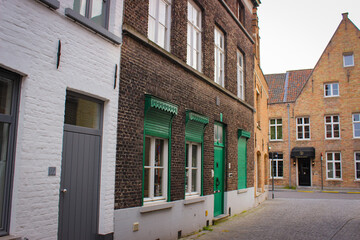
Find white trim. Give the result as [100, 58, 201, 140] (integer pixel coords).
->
[324, 82, 339, 97]
[326, 152, 342, 180]
[355, 152, 360, 181]
[185, 142, 201, 197]
[296, 117, 310, 140]
[214, 27, 225, 87]
[237, 50, 244, 100]
[343, 53, 354, 67]
[270, 153, 283, 178]
[352, 113, 360, 138]
[324, 115, 340, 139]
[187, 0, 202, 72]
[269, 118, 283, 140]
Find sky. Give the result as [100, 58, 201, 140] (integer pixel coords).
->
[257, 0, 360, 75]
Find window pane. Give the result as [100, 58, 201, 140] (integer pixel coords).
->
[271, 160, 276, 177]
[214, 125, 218, 142]
[355, 124, 360, 137]
[148, 17, 156, 42]
[325, 84, 331, 96]
[185, 144, 189, 168]
[145, 137, 150, 166]
[191, 169, 197, 192]
[149, 0, 156, 17]
[344, 54, 354, 66]
[91, 0, 105, 27]
[333, 124, 340, 138]
[327, 153, 333, 160]
[356, 163, 360, 179]
[218, 125, 223, 144]
[332, 83, 339, 95]
[297, 118, 302, 124]
[277, 119, 282, 124]
[277, 126, 282, 139]
[0, 123, 10, 228]
[335, 153, 341, 160]
[192, 145, 197, 167]
[73, 0, 86, 16]
[154, 139, 164, 166]
[64, 94, 101, 129]
[325, 116, 331, 123]
[335, 162, 341, 178]
[158, 0, 167, 25]
[154, 168, 163, 197]
[270, 126, 275, 139]
[185, 169, 189, 192]
[354, 114, 360, 122]
[0, 77, 13, 115]
[327, 163, 333, 178]
[356, 153, 360, 160]
[326, 125, 332, 138]
[297, 126, 303, 139]
[144, 168, 150, 198]
[278, 161, 283, 177]
[270, 119, 275, 125]
[157, 24, 166, 48]
[333, 116, 339, 122]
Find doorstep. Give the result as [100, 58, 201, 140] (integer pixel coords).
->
[212, 214, 229, 225]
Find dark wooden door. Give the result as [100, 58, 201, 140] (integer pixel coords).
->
[298, 158, 311, 186]
[58, 125, 101, 240]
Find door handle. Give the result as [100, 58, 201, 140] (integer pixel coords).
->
[61, 189, 67, 193]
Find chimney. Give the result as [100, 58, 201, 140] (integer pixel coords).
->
[252, 7, 260, 63]
[342, 12, 348, 20]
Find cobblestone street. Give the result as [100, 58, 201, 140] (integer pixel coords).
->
[182, 191, 360, 240]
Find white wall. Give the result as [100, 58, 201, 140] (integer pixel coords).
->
[0, 0, 123, 238]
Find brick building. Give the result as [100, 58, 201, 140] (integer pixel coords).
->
[115, 0, 261, 239]
[267, 13, 360, 190]
[0, 0, 123, 239]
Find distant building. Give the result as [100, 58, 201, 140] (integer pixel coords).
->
[267, 13, 360, 190]
[0, 0, 123, 239]
[115, 0, 261, 239]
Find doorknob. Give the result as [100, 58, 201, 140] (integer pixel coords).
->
[61, 189, 67, 193]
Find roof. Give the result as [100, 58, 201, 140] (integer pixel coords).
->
[265, 69, 312, 104]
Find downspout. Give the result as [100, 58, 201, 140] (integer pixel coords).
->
[287, 103, 291, 187]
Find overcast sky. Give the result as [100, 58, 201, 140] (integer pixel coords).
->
[257, 0, 360, 75]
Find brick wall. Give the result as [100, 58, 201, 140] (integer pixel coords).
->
[116, 0, 256, 209]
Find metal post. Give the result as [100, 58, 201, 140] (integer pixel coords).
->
[287, 104, 291, 187]
[320, 153, 324, 190]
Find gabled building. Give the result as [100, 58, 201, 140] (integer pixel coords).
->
[115, 0, 262, 239]
[267, 13, 360, 190]
[0, 0, 123, 239]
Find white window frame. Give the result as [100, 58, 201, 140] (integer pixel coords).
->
[326, 152, 342, 180]
[324, 83, 339, 97]
[185, 142, 201, 197]
[296, 117, 310, 140]
[355, 152, 360, 180]
[144, 136, 168, 203]
[214, 27, 225, 87]
[237, 50, 244, 100]
[343, 53, 354, 67]
[325, 115, 340, 139]
[269, 118, 282, 141]
[270, 153, 283, 179]
[187, 1, 202, 71]
[353, 113, 360, 138]
[148, 0, 172, 50]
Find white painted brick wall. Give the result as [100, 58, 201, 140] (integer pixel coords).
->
[0, 0, 123, 239]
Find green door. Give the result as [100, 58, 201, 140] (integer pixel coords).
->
[214, 123, 225, 217]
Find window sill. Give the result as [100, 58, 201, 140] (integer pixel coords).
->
[296, 139, 311, 141]
[140, 202, 174, 214]
[269, 177, 284, 180]
[269, 139, 283, 142]
[324, 96, 340, 98]
[325, 138, 341, 140]
[65, 8, 121, 45]
[36, 0, 59, 9]
[0, 235, 21, 240]
[325, 179, 343, 181]
[184, 196, 205, 205]
[354, 180, 360, 182]
[237, 189, 248, 194]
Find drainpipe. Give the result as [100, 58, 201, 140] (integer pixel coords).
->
[320, 153, 324, 190]
[287, 104, 291, 187]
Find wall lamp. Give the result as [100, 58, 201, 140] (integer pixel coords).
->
[293, 159, 296, 166]
[312, 159, 315, 167]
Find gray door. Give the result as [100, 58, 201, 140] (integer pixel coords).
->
[58, 92, 103, 240]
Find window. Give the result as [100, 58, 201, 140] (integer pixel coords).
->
[148, 0, 172, 49]
[296, 117, 310, 140]
[343, 53, 354, 67]
[236, 0, 245, 25]
[214, 27, 225, 87]
[185, 143, 201, 196]
[353, 114, 360, 138]
[73, 0, 110, 28]
[270, 153, 283, 178]
[326, 152, 341, 179]
[187, 1, 202, 71]
[324, 83, 339, 97]
[237, 50, 244, 100]
[355, 152, 360, 180]
[144, 137, 168, 202]
[214, 123, 224, 145]
[270, 119, 282, 140]
[325, 115, 340, 139]
[0, 68, 20, 235]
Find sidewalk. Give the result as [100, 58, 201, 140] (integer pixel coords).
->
[272, 186, 360, 194]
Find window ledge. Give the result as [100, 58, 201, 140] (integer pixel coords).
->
[36, 0, 59, 9]
[354, 180, 360, 182]
[65, 8, 121, 45]
[325, 179, 343, 182]
[184, 196, 206, 205]
[268, 177, 284, 180]
[0, 235, 21, 240]
[296, 139, 311, 141]
[269, 139, 283, 142]
[237, 189, 248, 194]
[140, 202, 174, 213]
[325, 138, 341, 140]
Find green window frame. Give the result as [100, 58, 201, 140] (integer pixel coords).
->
[238, 129, 250, 189]
[185, 111, 208, 197]
[143, 95, 178, 204]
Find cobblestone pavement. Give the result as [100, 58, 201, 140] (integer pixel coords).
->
[182, 191, 360, 240]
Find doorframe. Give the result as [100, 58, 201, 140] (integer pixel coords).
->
[213, 122, 225, 217]
[58, 91, 104, 239]
[296, 157, 312, 187]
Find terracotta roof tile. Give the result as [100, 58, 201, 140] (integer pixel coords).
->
[265, 73, 286, 104]
[286, 69, 312, 102]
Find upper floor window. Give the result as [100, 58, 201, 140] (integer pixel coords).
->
[343, 53, 354, 67]
[353, 114, 360, 138]
[296, 117, 310, 140]
[73, 0, 110, 28]
[237, 50, 244, 100]
[236, 0, 245, 25]
[187, 1, 202, 71]
[325, 115, 340, 139]
[148, 0, 172, 50]
[270, 119, 282, 140]
[326, 152, 341, 180]
[214, 27, 225, 87]
[185, 143, 201, 196]
[324, 83, 339, 97]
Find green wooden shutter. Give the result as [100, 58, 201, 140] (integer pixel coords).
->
[238, 129, 250, 189]
[185, 111, 209, 142]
